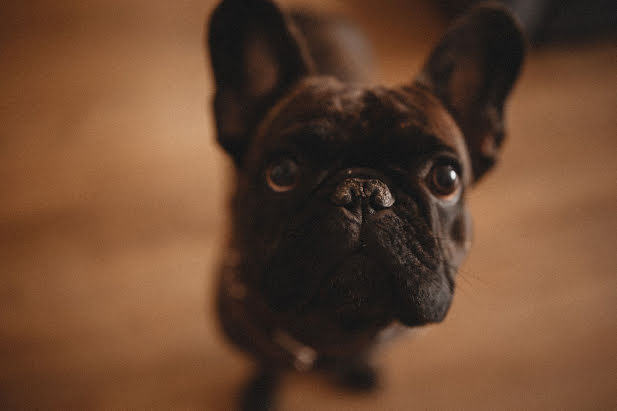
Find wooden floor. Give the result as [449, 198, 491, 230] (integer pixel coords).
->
[1, 1, 615, 409]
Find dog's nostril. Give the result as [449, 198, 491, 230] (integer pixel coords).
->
[369, 189, 395, 210]
[330, 186, 355, 207]
[365, 179, 394, 210]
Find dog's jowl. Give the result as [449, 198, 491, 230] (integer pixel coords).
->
[207, 1, 525, 409]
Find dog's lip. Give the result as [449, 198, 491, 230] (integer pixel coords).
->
[291, 248, 369, 312]
[288, 242, 452, 327]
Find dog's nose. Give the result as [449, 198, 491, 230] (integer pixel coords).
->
[330, 178, 394, 213]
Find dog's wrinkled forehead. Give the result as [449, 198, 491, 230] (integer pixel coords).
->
[250, 76, 471, 182]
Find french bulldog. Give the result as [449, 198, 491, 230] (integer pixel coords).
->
[207, 1, 525, 409]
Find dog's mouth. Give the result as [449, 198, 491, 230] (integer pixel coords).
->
[289, 249, 391, 329]
[260, 208, 453, 328]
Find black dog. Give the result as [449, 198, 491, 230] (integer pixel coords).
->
[207, 1, 524, 409]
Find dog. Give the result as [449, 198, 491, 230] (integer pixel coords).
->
[207, 1, 525, 409]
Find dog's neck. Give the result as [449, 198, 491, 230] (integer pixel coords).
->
[220, 249, 319, 371]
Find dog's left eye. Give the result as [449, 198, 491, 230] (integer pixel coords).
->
[266, 158, 300, 192]
[427, 163, 461, 200]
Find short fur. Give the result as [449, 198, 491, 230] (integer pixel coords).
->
[207, 1, 525, 410]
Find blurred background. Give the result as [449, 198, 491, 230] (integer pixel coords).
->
[1, 0, 615, 408]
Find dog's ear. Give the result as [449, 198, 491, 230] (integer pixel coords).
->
[415, 4, 525, 182]
[208, 0, 313, 165]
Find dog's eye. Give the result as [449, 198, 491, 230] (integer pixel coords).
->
[427, 163, 461, 200]
[266, 158, 300, 192]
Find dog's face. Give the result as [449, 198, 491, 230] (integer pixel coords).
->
[209, 1, 524, 332]
[236, 80, 473, 329]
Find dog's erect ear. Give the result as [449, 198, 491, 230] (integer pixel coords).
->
[208, 0, 313, 165]
[415, 4, 525, 182]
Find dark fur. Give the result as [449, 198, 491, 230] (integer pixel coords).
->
[207, 1, 524, 410]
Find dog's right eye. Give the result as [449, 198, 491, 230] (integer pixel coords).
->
[426, 162, 462, 201]
[266, 158, 300, 192]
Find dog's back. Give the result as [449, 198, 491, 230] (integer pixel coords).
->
[289, 12, 373, 83]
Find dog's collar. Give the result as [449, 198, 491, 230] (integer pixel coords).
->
[221, 249, 318, 372]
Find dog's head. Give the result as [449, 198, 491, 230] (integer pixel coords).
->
[208, 0, 524, 331]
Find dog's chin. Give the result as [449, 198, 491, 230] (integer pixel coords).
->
[307, 252, 395, 330]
